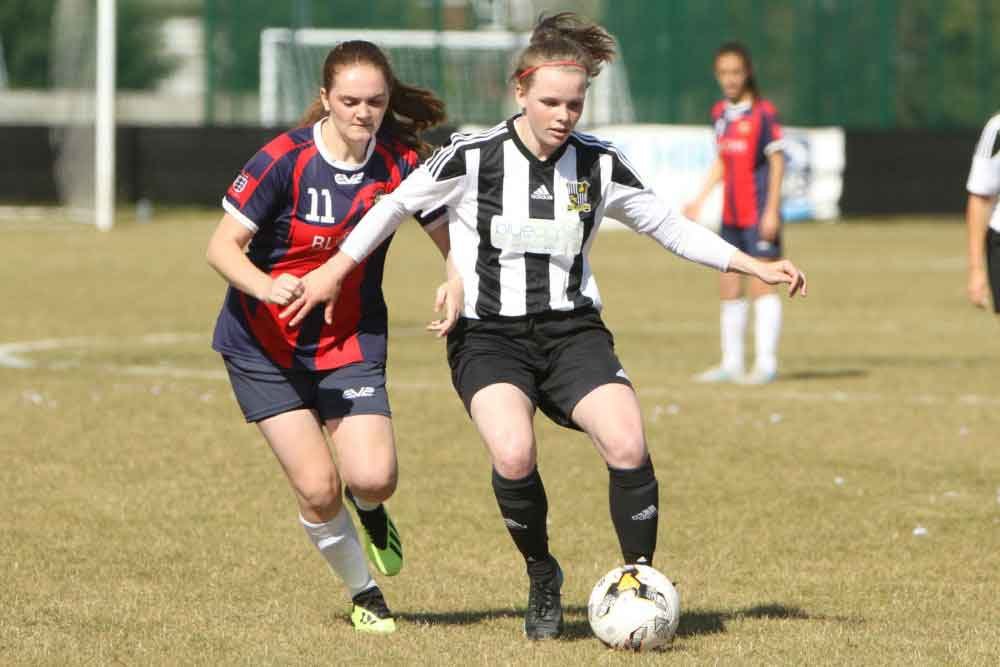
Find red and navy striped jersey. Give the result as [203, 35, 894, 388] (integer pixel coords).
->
[212, 120, 443, 370]
[711, 99, 784, 228]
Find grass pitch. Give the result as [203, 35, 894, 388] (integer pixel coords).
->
[1, 211, 998, 665]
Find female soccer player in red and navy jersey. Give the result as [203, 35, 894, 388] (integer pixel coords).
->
[685, 42, 788, 384]
[206, 41, 457, 633]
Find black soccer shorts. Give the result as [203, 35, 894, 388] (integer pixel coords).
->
[987, 228, 1000, 313]
[446, 308, 633, 431]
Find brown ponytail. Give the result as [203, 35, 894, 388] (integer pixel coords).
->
[298, 40, 447, 157]
[512, 12, 616, 88]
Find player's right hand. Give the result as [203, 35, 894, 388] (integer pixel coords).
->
[967, 267, 989, 308]
[262, 273, 304, 306]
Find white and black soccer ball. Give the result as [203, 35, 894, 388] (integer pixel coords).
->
[587, 564, 681, 651]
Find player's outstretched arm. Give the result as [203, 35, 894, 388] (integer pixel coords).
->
[279, 193, 413, 327]
[728, 251, 807, 297]
[280, 165, 466, 328]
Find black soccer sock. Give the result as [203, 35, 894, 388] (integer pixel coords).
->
[608, 457, 659, 565]
[491, 467, 555, 579]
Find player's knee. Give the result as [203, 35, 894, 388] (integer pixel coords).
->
[491, 444, 536, 480]
[602, 430, 648, 469]
[348, 472, 397, 504]
[483, 427, 535, 479]
[298, 479, 342, 518]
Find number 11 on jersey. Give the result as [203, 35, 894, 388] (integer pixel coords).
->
[305, 187, 336, 224]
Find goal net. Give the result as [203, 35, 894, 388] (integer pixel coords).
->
[260, 28, 634, 130]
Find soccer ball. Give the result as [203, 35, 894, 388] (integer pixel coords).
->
[587, 564, 681, 651]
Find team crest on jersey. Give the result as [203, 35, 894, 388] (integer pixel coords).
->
[566, 180, 591, 213]
[739, 120, 752, 134]
[232, 172, 249, 193]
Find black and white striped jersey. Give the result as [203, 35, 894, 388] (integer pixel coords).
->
[967, 112, 1000, 232]
[340, 115, 738, 319]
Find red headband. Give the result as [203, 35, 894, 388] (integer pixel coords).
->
[517, 60, 587, 80]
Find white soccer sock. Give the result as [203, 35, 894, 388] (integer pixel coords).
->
[754, 293, 782, 375]
[720, 298, 749, 373]
[299, 508, 375, 597]
[350, 493, 380, 512]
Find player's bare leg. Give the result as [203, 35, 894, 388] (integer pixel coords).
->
[695, 272, 747, 382]
[572, 384, 658, 566]
[328, 414, 403, 578]
[260, 409, 344, 522]
[470, 383, 562, 640]
[259, 410, 393, 632]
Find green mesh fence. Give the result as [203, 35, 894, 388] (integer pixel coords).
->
[201, 0, 998, 128]
[602, 0, 997, 128]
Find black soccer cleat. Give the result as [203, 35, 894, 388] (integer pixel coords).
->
[524, 558, 564, 640]
[345, 487, 403, 576]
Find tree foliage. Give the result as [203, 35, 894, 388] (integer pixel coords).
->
[0, 0, 176, 90]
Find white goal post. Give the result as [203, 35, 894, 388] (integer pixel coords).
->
[94, 0, 116, 231]
[49, 0, 116, 230]
[260, 27, 634, 129]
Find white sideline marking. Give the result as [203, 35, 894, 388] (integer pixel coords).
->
[2, 333, 997, 407]
[0, 333, 204, 369]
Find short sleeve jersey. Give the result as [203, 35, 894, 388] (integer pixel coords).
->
[712, 98, 785, 228]
[212, 120, 442, 370]
[966, 112, 1000, 233]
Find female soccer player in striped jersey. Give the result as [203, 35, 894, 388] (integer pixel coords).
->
[685, 42, 788, 384]
[965, 111, 1000, 314]
[205, 41, 457, 633]
[280, 14, 806, 640]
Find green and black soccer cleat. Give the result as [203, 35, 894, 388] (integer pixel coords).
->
[345, 488, 403, 577]
[350, 586, 396, 634]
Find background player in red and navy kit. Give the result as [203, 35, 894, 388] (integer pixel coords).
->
[205, 41, 456, 633]
[685, 42, 787, 385]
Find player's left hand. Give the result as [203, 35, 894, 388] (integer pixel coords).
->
[426, 277, 463, 338]
[754, 258, 807, 297]
[759, 209, 780, 242]
[279, 264, 342, 327]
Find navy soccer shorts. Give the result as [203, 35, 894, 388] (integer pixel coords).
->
[223, 355, 391, 423]
[721, 224, 783, 259]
